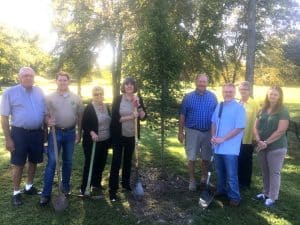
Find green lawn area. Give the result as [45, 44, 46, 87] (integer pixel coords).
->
[0, 84, 299, 225]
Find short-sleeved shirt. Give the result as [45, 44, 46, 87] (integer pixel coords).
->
[257, 107, 289, 151]
[119, 95, 134, 137]
[46, 90, 83, 128]
[211, 100, 246, 155]
[180, 90, 218, 130]
[92, 102, 111, 141]
[240, 98, 259, 144]
[0, 84, 45, 129]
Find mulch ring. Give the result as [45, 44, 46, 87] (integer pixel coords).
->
[129, 167, 213, 224]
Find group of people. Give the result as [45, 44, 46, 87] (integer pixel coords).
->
[0, 67, 145, 206]
[178, 73, 290, 208]
[1, 67, 289, 209]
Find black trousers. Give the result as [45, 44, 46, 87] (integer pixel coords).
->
[81, 139, 110, 193]
[238, 144, 254, 187]
[109, 136, 135, 193]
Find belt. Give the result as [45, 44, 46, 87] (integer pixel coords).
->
[188, 127, 209, 132]
[12, 126, 42, 132]
[54, 126, 75, 132]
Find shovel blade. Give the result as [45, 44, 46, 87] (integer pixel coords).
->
[132, 181, 144, 201]
[199, 189, 214, 208]
[52, 193, 68, 212]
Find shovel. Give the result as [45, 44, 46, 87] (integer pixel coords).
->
[199, 102, 223, 209]
[51, 126, 68, 212]
[132, 107, 144, 201]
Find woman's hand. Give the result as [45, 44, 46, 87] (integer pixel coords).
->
[90, 131, 98, 142]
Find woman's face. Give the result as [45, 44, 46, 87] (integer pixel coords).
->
[92, 91, 104, 104]
[124, 82, 134, 94]
[267, 89, 280, 104]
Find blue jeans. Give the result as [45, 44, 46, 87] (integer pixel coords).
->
[214, 154, 240, 201]
[42, 128, 75, 197]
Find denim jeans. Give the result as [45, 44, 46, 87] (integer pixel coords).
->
[42, 128, 75, 197]
[214, 154, 240, 201]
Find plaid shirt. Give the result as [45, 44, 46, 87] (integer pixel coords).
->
[180, 90, 217, 130]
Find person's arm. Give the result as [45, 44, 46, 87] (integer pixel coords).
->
[76, 99, 84, 144]
[178, 114, 185, 143]
[212, 128, 244, 144]
[263, 119, 289, 145]
[1, 115, 14, 152]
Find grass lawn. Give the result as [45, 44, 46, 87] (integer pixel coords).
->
[0, 84, 299, 225]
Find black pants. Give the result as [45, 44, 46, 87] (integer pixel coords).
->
[109, 136, 135, 193]
[238, 144, 254, 187]
[81, 139, 110, 193]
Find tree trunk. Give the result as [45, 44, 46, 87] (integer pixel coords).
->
[245, 0, 256, 96]
[111, 31, 123, 99]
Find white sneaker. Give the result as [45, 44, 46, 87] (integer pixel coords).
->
[189, 180, 196, 191]
[264, 198, 275, 207]
[255, 193, 266, 200]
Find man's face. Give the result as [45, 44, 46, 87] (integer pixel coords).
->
[19, 71, 35, 89]
[222, 85, 236, 102]
[56, 75, 69, 92]
[195, 75, 208, 92]
[239, 85, 250, 99]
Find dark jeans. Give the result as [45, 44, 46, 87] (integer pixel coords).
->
[109, 136, 135, 194]
[42, 128, 75, 197]
[238, 144, 254, 187]
[81, 139, 110, 193]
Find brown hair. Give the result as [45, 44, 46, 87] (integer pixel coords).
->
[56, 71, 70, 80]
[262, 86, 284, 114]
[120, 77, 138, 93]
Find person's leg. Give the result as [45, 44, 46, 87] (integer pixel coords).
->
[42, 131, 59, 197]
[266, 148, 287, 201]
[27, 129, 43, 190]
[81, 142, 92, 193]
[214, 154, 227, 195]
[109, 142, 123, 196]
[224, 155, 240, 202]
[95, 140, 109, 188]
[91, 142, 102, 188]
[200, 131, 213, 183]
[121, 137, 135, 188]
[185, 128, 199, 190]
[12, 165, 24, 192]
[61, 130, 75, 193]
[257, 150, 269, 196]
[238, 144, 254, 187]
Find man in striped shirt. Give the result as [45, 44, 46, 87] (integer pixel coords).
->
[178, 73, 218, 191]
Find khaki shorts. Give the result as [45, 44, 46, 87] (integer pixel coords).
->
[185, 127, 212, 161]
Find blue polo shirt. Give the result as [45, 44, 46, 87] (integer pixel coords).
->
[211, 100, 246, 155]
[180, 90, 218, 130]
[0, 84, 45, 129]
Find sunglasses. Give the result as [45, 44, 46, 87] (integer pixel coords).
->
[93, 93, 103, 96]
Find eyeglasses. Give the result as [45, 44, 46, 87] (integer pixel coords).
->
[93, 93, 103, 96]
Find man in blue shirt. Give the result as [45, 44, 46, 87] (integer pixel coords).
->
[0, 67, 46, 206]
[178, 73, 218, 191]
[211, 83, 246, 206]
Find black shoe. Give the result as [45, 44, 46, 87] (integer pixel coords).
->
[24, 186, 39, 195]
[122, 184, 132, 192]
[39, 196, 50, 206]
[12, 193, 23, 206]
[109, 192, 118, 202]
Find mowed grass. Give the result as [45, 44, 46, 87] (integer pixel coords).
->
[0, 82, 299, 225]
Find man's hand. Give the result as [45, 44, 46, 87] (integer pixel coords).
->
[75, 133, 81, 144]
[178, 131, 184, 143]
[5, 137, 15, 152]
[90, 131, 99, 142]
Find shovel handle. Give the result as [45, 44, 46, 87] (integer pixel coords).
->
[51, 126, 62, 191]
[85, 141, 96, 195]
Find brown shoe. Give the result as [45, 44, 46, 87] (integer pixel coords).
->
[229, 200, 240, 207]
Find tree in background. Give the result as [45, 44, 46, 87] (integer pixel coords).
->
[0, 25, 51, 86]
[133, 0, 184, 167]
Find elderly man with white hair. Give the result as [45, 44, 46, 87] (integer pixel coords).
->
[0, 67, 46, 206]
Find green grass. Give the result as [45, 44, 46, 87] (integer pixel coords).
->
[0, 83, 300, 224]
